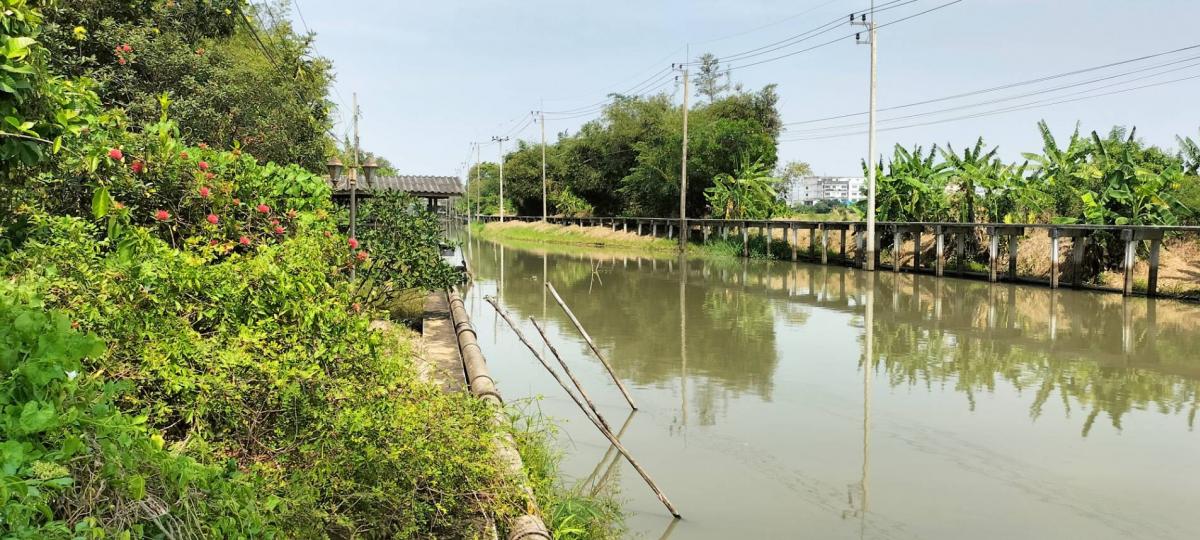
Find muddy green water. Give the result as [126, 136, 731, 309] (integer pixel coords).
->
[459, 235, 1200, 539]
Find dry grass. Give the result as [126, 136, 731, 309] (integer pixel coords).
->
[476, 221, 679, 251]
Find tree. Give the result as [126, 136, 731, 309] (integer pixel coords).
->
[941, 137, 1000, 224]
[775, 160, 814, 200]
[41, 1, 334, 171]
[704, 155, 783, 219]
[693, 53, 730, 103]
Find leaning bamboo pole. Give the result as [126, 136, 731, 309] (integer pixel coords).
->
[485, 297, 680, 518]
[544, 282, 637, 410]
[529, 317, 612, 433]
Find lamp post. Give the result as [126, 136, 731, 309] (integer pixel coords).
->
[329, 155, 378, 280]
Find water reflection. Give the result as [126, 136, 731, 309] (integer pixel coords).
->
[465, 236, 1200, 435]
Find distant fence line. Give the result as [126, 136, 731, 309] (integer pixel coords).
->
[469, 214, 1200, 299]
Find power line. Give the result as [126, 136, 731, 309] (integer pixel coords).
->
[784, 41, 1200, 127]
[691, 0, 916, 66]
[784, 53, 1200, 135]
[723, 0, 963, 72]
[235, 1, 341, 142]
[691, 0, 845, 46]
[781, 72, 1200, 142]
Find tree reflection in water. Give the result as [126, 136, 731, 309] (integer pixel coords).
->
[467, 236, 1200, 436]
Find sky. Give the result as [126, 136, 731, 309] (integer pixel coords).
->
[287, 0, 1200, 178]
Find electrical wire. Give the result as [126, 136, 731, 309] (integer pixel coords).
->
[783, 41, 1200, 126]
[784, 54, 1200, 135]
[780, 71, 1200, 142]
[691, 0, 917, 66]
[724, 0, 963, 72]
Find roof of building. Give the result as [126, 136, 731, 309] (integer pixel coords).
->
[331, 174, 463, 197]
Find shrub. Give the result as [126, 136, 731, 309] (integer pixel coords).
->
[0, 283, 276, 538]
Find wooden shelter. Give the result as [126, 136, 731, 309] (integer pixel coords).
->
[331, 174, 463, 212]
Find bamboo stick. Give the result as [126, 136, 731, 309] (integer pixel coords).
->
[544, 282, 637, 410]
[485, 297, 680, 518]
[529, 317, 612, 433]
[583, 411, 635, 490]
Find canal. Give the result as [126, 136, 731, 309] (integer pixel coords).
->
[460, 235, 1200, 539]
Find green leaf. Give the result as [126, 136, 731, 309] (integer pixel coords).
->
[19, 401, 56, 434]
[92, 186, 111, 219]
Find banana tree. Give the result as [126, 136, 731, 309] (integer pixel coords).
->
[1079, 130, 1182, 226]
[705, 155, 783, 219]
[861, 144, 950, 222]
[941, 137, 1000, 224]
[1021, 121, 1099, 220]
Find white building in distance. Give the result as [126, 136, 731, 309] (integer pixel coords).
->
[784, 176, 866, 206]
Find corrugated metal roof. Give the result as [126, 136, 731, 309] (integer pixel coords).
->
[331, 175, 463, 196]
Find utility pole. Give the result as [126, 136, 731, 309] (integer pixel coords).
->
[676, 63, 690, 252]
[853, 4, 878, 271]
[350, 93, 360, 243]
[492, 135, 510, 222]
[474, 142, 481, 221]
[539, 104, 547, 222]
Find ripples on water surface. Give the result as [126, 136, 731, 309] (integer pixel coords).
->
[460, 235, 1200, 539]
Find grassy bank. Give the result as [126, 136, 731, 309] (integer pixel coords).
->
[472, 220, 812, 262]
[473, 221, 680, 251]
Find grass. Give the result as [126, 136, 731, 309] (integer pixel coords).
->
[472, 221, 826, 262]
[473, 221, 678, 252]
[506, 402, 624, 540]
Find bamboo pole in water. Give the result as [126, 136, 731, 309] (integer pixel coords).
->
[545, 282, 637, 410]
[485, 297, 680, 518]
[529, 317, 612, 433]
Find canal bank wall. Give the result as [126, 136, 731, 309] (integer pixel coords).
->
[420, 290, 552, 540]
[471, 216, 1200, 300]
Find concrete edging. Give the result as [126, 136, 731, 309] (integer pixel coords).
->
[446, 288, 552, 540]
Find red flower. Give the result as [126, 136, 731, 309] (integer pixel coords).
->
[108, 148, 123, 161]
[199, 186, 211, 198]
[256, 204, 270, 214]
[239, 236, 251, 246]
[130, 160, 144, 173]
[198, 161, 209, 171]
[348, 237, 359, 249]
[121, 43, 132, 53]
[352, 302, 362, 313]
[153, 210, 170, 221]
[206, 214, 219, 225]
[117, 57, 126, 65]
[179, 151, 189, 160]
[273, 225, 286, 235]
[204, 172, 215, 180]
[209, 239, 219, 246]
[356, 251, 369, 262]
[198, 142, 209, 149]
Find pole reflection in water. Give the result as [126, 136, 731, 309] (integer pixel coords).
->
[464, 236, 1200, 540]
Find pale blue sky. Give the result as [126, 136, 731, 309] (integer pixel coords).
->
[289, 0, 1200, 177]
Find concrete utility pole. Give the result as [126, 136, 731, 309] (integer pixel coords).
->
[492, 135, 510, 222]
[474, 142, 481, 221]
[677, 63, 690, 252]
[853, 4, 878, 271]
[540, 105, 547, 222]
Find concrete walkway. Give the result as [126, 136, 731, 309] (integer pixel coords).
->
[418, 291, 467, 392]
